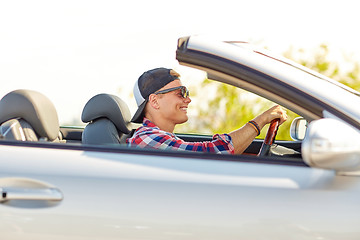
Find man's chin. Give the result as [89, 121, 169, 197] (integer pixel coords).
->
[177, 116, 188, 124]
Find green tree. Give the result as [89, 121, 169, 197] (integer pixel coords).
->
[284, 44, 360, 91]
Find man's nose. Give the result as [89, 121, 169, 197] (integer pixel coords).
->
[184, 96, 191, 103]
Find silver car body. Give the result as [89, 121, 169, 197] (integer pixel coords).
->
[1, 35, 360, 239]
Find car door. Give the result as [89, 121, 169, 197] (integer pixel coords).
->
[1, 142, 360, 239]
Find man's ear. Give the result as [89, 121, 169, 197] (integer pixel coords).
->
[148, 94, 160, 109]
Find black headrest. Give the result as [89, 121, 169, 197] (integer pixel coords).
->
[81, 94, 131, 134]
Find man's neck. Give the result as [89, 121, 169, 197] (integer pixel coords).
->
[146, 116, 175, 133]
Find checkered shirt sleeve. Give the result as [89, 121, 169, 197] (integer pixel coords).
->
[126, 119, 234, 154]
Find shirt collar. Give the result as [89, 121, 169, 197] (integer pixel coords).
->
[143, 118, 159, 128]
[142, 118, 177, 138]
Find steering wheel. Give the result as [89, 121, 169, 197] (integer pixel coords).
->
[258, 118, 280, 156]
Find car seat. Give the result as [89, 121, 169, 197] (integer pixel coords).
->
[81, 93, 132, 144]
[0, 89, 60, 142]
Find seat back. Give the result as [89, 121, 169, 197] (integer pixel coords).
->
[81, 94, 131, 145]
[0, 89, 60, 141]
[0, 118, 38, 141]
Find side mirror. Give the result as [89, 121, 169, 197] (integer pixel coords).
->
[290, 117, 308, 141]
[302, 118, 360, 172]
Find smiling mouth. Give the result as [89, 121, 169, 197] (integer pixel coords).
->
[180, 106, 188, 112]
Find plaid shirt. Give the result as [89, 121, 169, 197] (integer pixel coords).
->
[126, 118, 234, 154]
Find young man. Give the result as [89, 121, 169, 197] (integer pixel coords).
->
[126, 67, 287, 154]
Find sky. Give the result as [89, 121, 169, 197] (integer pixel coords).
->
[1, 0, 360, 125]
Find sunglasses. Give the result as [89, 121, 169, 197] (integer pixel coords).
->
[154, 86, 189, 98]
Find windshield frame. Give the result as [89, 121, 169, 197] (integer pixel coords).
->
[176, 36, 360, 130]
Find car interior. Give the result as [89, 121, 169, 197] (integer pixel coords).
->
[0, 89, 303, 161]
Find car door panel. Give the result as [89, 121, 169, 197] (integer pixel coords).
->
[1, 145, 359, 239]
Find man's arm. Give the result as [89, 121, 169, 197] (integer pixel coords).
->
[229, 105, 287, 154]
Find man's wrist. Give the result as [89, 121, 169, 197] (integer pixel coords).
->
[248, 120, 261, 136]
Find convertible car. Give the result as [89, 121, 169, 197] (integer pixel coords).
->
[1, 36, 360, 240]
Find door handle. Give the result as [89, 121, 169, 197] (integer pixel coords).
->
[0, 187, 63, 202]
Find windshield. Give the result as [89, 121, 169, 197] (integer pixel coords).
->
[179, 36, 360, 125]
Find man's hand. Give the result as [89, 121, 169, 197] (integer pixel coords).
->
[253, 105, 288, 128]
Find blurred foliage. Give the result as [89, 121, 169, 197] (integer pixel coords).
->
[176, 44, 360, 140]
[283, 44, 360, 91]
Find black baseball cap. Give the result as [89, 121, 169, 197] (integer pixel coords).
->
[131, 67, 179, 123]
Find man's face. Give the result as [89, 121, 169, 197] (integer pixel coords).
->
[156, 79, 191, 125]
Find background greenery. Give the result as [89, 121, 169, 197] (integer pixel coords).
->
[176, 44, 360, 140]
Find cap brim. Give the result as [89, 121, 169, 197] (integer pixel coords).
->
[131, 100, 147, 123]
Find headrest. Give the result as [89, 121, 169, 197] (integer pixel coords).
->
[0, 89, 60, 141]
[81, 94, 131, 134]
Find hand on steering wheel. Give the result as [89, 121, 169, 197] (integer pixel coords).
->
[258, 118, 280, 156]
